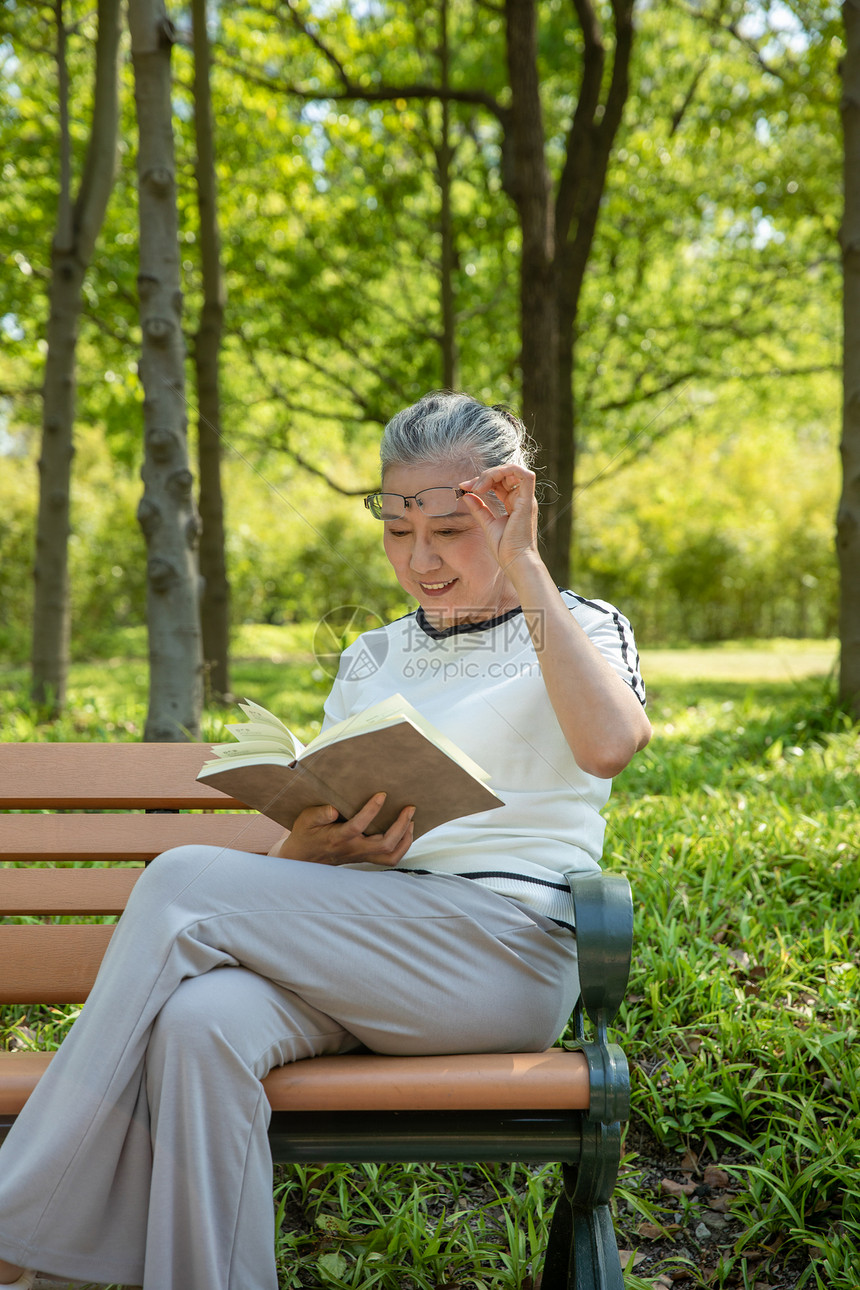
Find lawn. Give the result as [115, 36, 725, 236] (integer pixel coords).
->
[0, 635, 857, 1289]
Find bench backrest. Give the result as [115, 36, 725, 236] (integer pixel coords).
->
[0, 743, 281, 1004]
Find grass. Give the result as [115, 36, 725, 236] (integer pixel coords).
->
[1, 633, 858, 1289]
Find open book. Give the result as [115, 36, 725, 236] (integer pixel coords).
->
[197, 694, 503, 839]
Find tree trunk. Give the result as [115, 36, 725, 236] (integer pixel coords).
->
[552, 0, 635, 586]
[840, 0, 860, 717]
[438, 0, 458, 390]
[555, 258, 578, 585]
[31, 0, 121, 712]
[504, 0, 560, 575]
[130, 0, 204, 741]
[192, 0, 231, 703]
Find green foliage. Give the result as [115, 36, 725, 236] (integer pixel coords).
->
[273, 1160, 553, 1289]
[603, 671, 858, 1286]
[0, 391, 839, 664]
[573, 400, 839, 643]
[1, 0, 844, 676]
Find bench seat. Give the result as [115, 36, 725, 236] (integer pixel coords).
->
[0, 1048, 591, 1116]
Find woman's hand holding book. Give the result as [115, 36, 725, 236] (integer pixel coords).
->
[267, 793, 415, 866]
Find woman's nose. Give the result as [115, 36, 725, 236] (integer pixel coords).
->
[409, 537, 442, 573]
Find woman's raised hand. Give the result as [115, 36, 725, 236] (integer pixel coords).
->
[458, 466, 539, 575]
[267, 794, 415, 867]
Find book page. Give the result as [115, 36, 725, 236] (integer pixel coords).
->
[207, 699, 305, 761]
[303, 693, 490, 783]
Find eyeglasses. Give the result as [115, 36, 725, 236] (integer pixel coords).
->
[363, 487, 468, 520]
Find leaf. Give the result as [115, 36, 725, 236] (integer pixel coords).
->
[702, 1165, 731, 1188]
[317, 1251, 349, 1279]
[679, 1148, 699, 1175]
[638, 1220, 682, 1240]
[315, 1213, 351, 1236]
[661, 1177, 697, 1197]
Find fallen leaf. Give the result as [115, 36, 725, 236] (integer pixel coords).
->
[679, 1148, 699, 1174]
[703, 1165, 730, 1188]
[706, 1195, 731, 1212]
[637, 1220, 682, 1240]
[661, 1177, 697, 1197]
[616, 1249, 646, 1270]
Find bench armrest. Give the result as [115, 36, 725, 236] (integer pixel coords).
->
[562, 872, 633, 1130]
[566, 871, 633, 1034]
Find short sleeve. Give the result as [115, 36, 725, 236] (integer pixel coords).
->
[564, 592, 646, 707]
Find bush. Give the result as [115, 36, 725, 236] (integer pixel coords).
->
[0, 397, 841, 661]
[573, 412, 839, 643]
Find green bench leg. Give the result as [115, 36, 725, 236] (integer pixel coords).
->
[542, 1194, 624, 1290]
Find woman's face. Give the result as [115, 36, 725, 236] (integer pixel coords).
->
[380, 459, 518, 628]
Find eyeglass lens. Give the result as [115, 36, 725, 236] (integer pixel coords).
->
[370, 487, 464, 519]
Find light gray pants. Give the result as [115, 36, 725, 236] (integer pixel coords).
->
[0, 845, 578, 1290]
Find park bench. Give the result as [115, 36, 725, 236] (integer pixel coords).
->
[0, 741, 633, 1290]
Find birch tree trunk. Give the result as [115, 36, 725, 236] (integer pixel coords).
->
[31, 0, 121, 711]
[130, 0, 204, 741]
[191, 0, 231, 703]
[840, 0, 860, 717]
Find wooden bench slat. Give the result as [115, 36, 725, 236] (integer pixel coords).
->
[0, 1050, 590, 1116]
[0, 811, 282, 862]
[0, 867, 138, 914]
[0, 925, 113, 1002]
[262, 1049, 591, 1112]
[0, 743, 241, 809]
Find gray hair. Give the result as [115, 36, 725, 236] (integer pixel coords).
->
[380, 391, 536, 478]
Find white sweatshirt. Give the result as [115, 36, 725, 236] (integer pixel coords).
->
[322, 590, 645, 928]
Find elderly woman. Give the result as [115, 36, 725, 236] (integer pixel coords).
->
[0, 392, 650, 1290]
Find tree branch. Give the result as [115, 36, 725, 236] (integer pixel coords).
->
[595, 367, 701, 414]
[281, 0, 352, 91]
[215, 46, 508, 123]
[554, 0, 605, 248]
[669, 54, 709, 136]
[555, 0, 635, 319]
[74, 0, 122, 264]
[241, 351, 376, 495]
[54, 0, 74, 253]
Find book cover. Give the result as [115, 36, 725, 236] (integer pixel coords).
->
[197, 695, 503, 839]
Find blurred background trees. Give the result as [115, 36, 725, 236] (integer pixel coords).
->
[0, 0, 848, 727]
